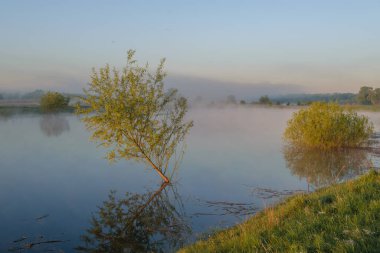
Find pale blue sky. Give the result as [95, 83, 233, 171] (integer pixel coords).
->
[1, 0, 379, 93]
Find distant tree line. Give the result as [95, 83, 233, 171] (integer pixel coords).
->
[0, 89, 45, 100]
[240, 87, 380, 106]
[0, 89, 80, 101]
[217, 93, 357, 106]
[258, 95, 272, 105]
[271, 93, 356, 105]
[0, 89, 72, 112]
[357, 86, 380, 105]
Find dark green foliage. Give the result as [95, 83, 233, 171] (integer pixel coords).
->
[259, 95, 272, 105]
[369, 88, 380, 105]
[319, 194, 335, 205]
[272, 87, 380, 106]
[356, 86, 380, 105]
[40, 91, 70, 112]
[180, 171, 380, 253]
[357, 86, 373, 105]
[272, 93, 356, 104]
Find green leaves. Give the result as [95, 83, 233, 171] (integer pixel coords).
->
[40, 91, 70, 112]
[77, 50, 193, 182]
[284, 102, 374, 149]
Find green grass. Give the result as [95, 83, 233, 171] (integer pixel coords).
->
[343, 104, 380, 112]
[179, 171, 380, 253]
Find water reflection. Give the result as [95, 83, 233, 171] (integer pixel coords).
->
[0, 107, 41, 122]
[283, 145, 371, 188]
[77, 183, 190, 253]
[39, 114, 70, 137]
[0, 110, 12, 122]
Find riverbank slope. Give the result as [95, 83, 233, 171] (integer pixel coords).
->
[179, 171, 380, 253]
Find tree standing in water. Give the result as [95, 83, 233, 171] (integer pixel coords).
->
[40, 91, 70, 112]
[77, 50, 193, 183]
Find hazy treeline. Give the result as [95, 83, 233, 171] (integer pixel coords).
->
[201, 86, 379, 106]
[0, 89, 45, 100]
[271, 93, 356, 105]
[193, 93, 356, 107]
[0, 89, 80, 101]
[357, 86, 380, 105]
[2, 86, 379, 107]
[252, 86, 380, 105]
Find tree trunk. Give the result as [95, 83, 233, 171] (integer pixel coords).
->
[147, 159, 170, 183]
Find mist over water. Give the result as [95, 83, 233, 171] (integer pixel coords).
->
[0, 107, 378, 252]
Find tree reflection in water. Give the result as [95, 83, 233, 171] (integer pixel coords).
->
[77, 183, 190, 253]
[39, 114, 70, 137]
[0, 110, 12, 122]
[283, 145, 372, 188]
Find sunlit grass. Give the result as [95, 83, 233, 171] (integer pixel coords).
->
[179, 171, 380, 253]
[343, 104, 380, 112]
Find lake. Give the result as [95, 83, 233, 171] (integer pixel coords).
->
[0, 107, 379, 252]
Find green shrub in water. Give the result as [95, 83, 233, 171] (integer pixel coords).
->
[40, 91, 70, 112]
[284, 102, 374, 149]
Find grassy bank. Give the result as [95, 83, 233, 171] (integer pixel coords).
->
[343, 104, 380, 112]
[179, 171, 380, 253]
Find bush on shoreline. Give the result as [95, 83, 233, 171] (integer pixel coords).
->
[179, 171, 380, 253]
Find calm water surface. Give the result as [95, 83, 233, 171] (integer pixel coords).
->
[0, 107, 378, 252]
